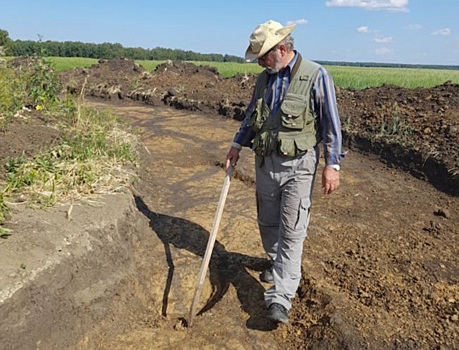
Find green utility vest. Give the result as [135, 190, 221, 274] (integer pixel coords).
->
[247, 55, 322, 157]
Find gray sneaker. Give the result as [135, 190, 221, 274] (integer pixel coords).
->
[260, 267, 274, 283]
[267, 303, 289, 324]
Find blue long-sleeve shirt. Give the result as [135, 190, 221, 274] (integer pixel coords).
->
[233, 53, 343, 167]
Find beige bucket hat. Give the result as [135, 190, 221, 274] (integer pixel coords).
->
[244, 20, 296, 62]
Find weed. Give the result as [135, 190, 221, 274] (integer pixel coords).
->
[2, 105, 137, 207]
[341, 114, 352, 133]
[130, 77, 140, 90]
[0, 55, 62, 129]
[0, 193, 8, 222]
[0, 68, 28, 128]
[0, 194, 10, 237]
[379, 112, 413, 143]
[26, 56, 61, 110]
[0, 228, 11, 239]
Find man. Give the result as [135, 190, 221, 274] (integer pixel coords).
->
[225, 20, 343, 325]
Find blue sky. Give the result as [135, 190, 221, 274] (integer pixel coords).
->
[1, 0, 458, 65]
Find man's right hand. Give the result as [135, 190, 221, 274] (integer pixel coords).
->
[225, 147, 240, 171]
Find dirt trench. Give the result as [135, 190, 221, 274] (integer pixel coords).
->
[67, 101, 457, 349]
[1, 57, 458, 349]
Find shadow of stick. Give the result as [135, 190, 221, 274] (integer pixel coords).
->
[134, 195, 276, 331]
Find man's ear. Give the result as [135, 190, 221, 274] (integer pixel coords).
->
[278, 44, 287, 56]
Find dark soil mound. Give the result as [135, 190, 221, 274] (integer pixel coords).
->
[338, 82, 459, 194]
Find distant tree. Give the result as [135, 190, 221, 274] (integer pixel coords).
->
[0, 29, 12, 55]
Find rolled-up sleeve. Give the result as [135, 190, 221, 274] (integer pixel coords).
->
[313, 67, 344, 166]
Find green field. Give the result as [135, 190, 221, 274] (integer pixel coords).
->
[4, 56, 459, 89]
[325, 65, 459, 89]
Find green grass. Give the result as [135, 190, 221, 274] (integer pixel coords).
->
[46, 57, 99, 71]
[3, 56, 98, 71]
[5, 56, 459, 89]
[135, 59, 167, 72]
[325, 65, 459, 89]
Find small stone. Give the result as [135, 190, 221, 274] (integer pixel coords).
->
[173, 318, 186, 331]
[434, 208, 450, 219]
[451, 315, 459, 322]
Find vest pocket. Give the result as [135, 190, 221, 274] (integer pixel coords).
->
[294, 134, 311, 153]
[253, 131, 267, 156]
[247, 98, 266, 132]
[280, 93, 308, 130]
[278, 133, 311, 157]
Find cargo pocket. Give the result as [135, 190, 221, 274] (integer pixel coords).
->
[294, 198, 310, 231]
[280, 93, 308, 130]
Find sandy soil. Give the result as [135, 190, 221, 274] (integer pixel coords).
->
[0, 58, 458, 349]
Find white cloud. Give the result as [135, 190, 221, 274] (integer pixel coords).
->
[374, 47, 393, 55]
[286, 19, 308, 26]
[357, 26, 371, 33]
[374, 37, 394, 43]
[406, 24, 422, 30]
[325, 0, 409, 12]
[432, 28, 451, 36]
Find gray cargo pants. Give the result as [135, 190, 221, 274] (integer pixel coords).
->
[255, 146, 319, 311]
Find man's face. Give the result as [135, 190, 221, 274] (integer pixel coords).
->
[257, 46, 282, 74]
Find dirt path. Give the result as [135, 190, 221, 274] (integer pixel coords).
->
[82, 101, 458, 349]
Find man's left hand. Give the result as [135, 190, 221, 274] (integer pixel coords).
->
[322, 166, 340, 195]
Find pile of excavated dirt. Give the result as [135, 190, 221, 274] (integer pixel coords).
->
[59, 58, 459, 195]
[337, 83, 459, 194]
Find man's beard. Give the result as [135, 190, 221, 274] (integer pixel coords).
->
[265, 52, 282, 75]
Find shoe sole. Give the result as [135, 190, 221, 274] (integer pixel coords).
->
[259, 275, 274, 283]
[259, 269, 274, 284]
[267, 314, 288, 325]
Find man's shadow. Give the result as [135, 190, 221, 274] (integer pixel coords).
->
[134, 195, 276, 331]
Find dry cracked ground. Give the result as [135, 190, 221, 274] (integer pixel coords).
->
[0, 58, 458, 349]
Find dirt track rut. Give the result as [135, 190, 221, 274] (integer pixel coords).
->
[84, 101, 458, 349]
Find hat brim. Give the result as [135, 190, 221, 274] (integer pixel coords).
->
[244, 24, 296, 62]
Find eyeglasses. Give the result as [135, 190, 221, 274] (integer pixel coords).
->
[259, 46, 278, 61]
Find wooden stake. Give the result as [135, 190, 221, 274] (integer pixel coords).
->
[188, 166, 234, 327]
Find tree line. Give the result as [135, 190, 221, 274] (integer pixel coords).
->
[0, 29, 244, 62]
[317, 60, 459, 71]
[1, 29, 458, 70]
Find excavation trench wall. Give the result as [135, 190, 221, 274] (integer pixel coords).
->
[0, 193, 159, 350]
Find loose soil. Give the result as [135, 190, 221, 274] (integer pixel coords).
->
[60, 58, 459, 195]
[0, 58, 458, 349]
